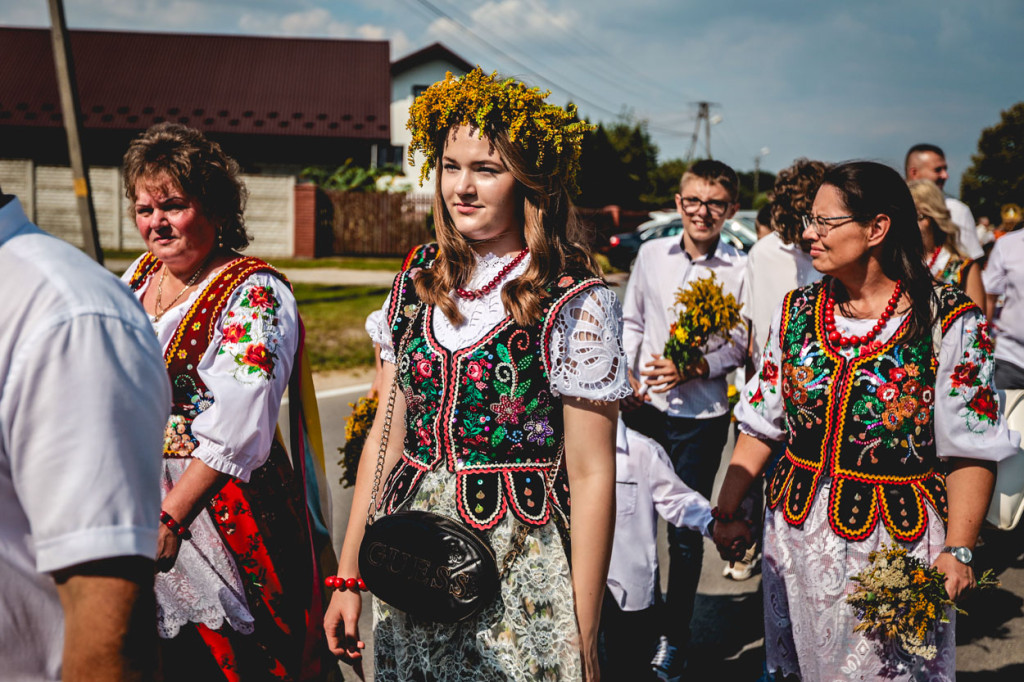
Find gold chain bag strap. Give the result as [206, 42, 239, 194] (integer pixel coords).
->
[357, 304, 557, 623]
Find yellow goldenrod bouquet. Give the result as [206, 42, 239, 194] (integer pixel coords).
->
[663, 273, 743, 373]
[846, 543, 997, 660]
[338, 396, 378, 488]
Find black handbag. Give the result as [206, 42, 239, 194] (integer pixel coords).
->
[357, 306, 546, 623]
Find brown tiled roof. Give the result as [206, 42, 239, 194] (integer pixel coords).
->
[391, 42, 473, 76]
[0, 27, 390, 140]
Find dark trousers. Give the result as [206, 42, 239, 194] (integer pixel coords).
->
[599, 589, 661, 681]
[662, 413, 731, 649]
[995, 358, 1024, 390]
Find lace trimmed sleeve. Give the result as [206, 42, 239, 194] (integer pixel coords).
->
[547, 285, 632, 401]
[371, 293, 396, 364]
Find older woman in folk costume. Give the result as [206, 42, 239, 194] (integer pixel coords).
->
[324, 69, 629, 681]
[714, 162, 1018, 681]
[121, 123, 333, 681]
[909, 179, 986, 309]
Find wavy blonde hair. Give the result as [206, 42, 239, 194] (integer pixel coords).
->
[908, 179, 964, 258]
[414, 126, 600, 327]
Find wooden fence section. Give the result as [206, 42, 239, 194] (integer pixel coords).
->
[323, 190, 434, 256]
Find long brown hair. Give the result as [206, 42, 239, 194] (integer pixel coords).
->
[415, 126, 600, 327]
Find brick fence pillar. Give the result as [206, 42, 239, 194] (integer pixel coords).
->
[293, 182, 317, 258]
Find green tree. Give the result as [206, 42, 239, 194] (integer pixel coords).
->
[735, 170, 777, 210]
[643, 158, 689, 208]
[576, 114, 659, 209]
[300, 160, 403, 192]
[961, 102, 1024, 220]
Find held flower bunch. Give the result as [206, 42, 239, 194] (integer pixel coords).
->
[406, 67, 594, 192]
[663, 273, 743, 373]
[338, 396, 378, 488]
[846, 543, 997, 660]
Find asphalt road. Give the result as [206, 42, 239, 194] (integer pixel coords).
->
[289, 383, 1024, 681]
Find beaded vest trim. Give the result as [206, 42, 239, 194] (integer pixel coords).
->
[765, 281, 978, 542]
[130, 254, 287, 458]
[380, 265, 603, 531]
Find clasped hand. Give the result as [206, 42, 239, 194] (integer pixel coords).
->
[621, 354, 708, 411]
[712, 519, 753, 562]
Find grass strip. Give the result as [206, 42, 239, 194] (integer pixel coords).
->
[293, 283, 389, 372]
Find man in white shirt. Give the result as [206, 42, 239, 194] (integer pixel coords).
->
[905, 143, 984, 259]
[983, 229, 1024, 389]
[621, 160, 748, 671]
[0, 190, 171, 681]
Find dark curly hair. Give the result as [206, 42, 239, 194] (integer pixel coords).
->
[122, 123, 250, 250]
[769, 158, 827, 247]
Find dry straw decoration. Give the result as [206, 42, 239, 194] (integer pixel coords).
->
[407, 67, 594, 193]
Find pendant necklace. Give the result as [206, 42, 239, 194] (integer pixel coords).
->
[151, 254, 214, 323]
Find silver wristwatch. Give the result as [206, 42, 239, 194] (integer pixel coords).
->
[941, 545, 973, 565]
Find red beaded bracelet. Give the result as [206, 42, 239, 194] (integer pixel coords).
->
[324, 576, 367, 591]
[710, 506, 744, 523]
[160, 510, 192, 541]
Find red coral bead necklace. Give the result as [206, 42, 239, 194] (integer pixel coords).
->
[824, 278, 902, 352]
[455, 246, 529, 300]
[926, 246, 942, 270]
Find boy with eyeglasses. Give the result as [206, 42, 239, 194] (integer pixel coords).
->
[621, 159, 748, 678]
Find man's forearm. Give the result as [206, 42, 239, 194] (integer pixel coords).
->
[54, 557, 157, 682]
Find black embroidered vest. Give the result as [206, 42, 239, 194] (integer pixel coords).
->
[379, 266, 605, 531]
[129, 253, 287, 458]
[766, 280, 979, 542]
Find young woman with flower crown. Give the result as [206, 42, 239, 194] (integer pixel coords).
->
[323, 69, 630, 681]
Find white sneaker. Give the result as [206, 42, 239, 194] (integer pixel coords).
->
[723, 547, 760, 581]
[650, 635, 682, 681]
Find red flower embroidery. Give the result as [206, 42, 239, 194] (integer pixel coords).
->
[247, 286, 276, 310]
[416, 359, 432, 378]
[975, 322, 995, 353]
[969, 387, 999, 422]
[242, 343, 273, 373]
[557, 276, 574, 288]
[887, 367, 907, 383]
[878, 382, 900, 403]
[490, 395, 525, 425]
[223, 323, 246, 344]
[761, 359, 779, 384]
[466, 361, 484, 382]
[950, 362, 979, 389]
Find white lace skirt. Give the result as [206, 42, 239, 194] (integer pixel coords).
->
[154, 459, 255, 639]
[372, 466, 583, 682]
[763, 479, 954, 681]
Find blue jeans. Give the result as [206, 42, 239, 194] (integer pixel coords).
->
[661, 413, 731, 650]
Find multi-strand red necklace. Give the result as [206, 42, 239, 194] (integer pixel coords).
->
[824, 279, 903, 351]
[926, 246, 942, 270]
[455, 246, 529, 300]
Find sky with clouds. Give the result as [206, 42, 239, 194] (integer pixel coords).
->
[4, 0, 1023, 194]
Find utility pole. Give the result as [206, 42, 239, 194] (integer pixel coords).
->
[684, 101, 720, 164]
[48, 0, 103, 264]
[753, 146, 770, 197]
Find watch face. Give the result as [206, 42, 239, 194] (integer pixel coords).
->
[951, 546, 973, 564]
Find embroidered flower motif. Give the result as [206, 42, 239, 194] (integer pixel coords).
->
[524, 418, 554, 445]
[246, 286, 276, 310]
[969, 387, 999, 423]
[888, 367, 908, 383]
[950, 362, 980, 389]
[878, 382, 900, 403]
[761, 358, 779, 385]
[163, 415, 197, 455]
[897, 395, 918, 419]
[975, 322, 994, 353]
[466, 360, 484, 382]
[189, 389, 215, 415]
[491, 395, 526, 425]
[242, 343, 274, 374]
[223, 322, 247, 344]
[416, 359, 433, 378]
[557, 275, 574, 288]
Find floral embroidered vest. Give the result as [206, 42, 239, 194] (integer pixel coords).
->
[933, 253, 975, 289]
[129, 253, 287, 458]
[378, 266, 605, 532]
[766, 280, 978, 542]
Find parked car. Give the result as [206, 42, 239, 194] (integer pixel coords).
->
[604, 212, 755, 271]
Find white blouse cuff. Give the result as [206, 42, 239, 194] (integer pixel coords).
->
[192, 442, 254, 482]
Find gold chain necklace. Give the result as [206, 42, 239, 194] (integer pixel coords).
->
[151, 254, 214, 323]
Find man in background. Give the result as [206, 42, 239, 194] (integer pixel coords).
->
[905, 143, 984, 258]
[0, 187, 170, 681]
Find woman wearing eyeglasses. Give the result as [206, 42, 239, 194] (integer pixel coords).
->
[713, 161, 1018, 681]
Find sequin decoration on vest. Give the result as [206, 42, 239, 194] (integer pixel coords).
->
[379, 264, 604, 532]
[764, 280, 979, 542]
